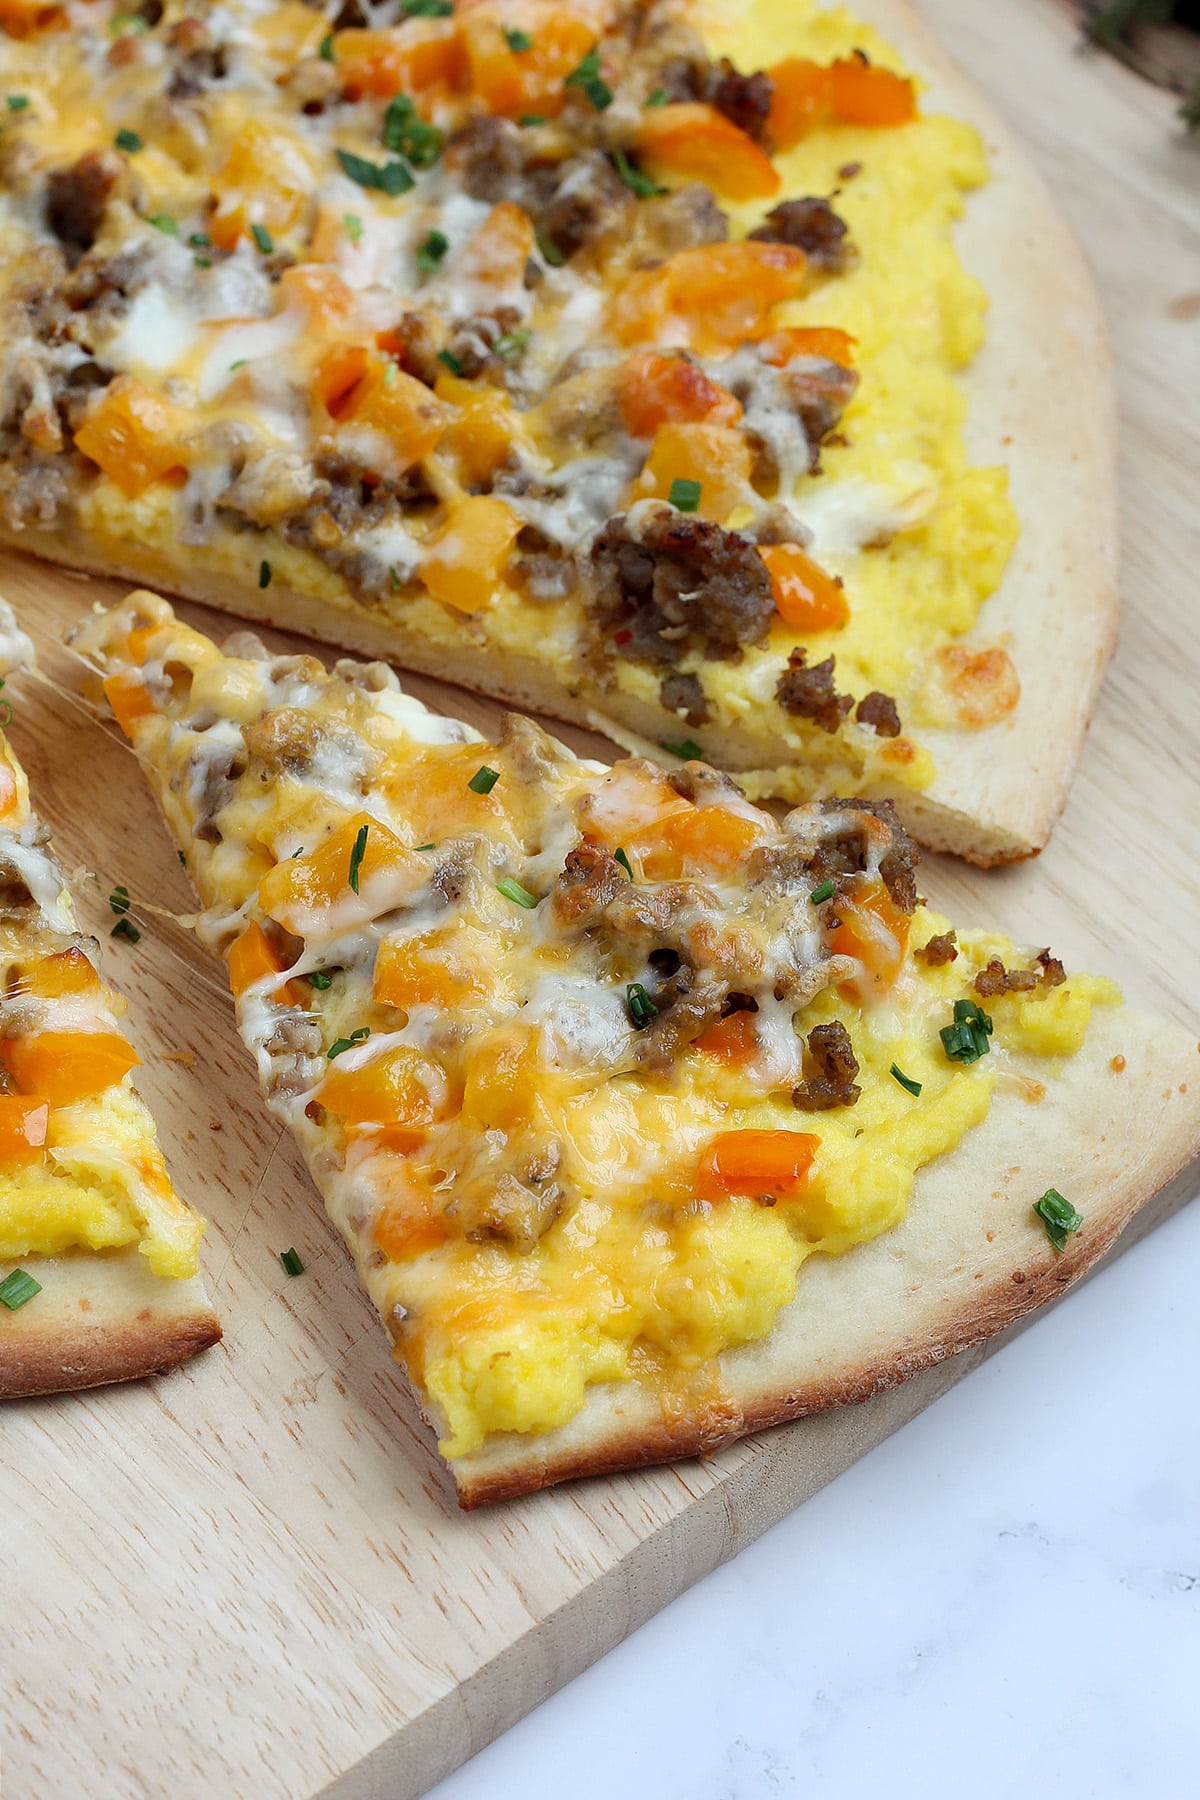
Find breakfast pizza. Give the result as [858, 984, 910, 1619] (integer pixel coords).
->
[0, 0, 1112, 865]
[0, 604, 219, 1397]
[70, 591, 1197, 1504]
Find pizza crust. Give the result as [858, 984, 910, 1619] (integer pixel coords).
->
[0, 0, 1115, 868]
[447, 1003, 1199, 1505]
[0, 1247, 221, 1398]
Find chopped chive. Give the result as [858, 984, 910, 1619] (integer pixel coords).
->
[348, 822, 369, 894]
[327, 1026, 370, 1060]
[564, 46, 612, 110]
[188, 230, 211, 248]
[383, 93, 443, 168]
[415, 228, 448, 273]
[147, 214, 178, 235]
[336, 149, 415, 196]
[519, 113, 546, 126]
[402, 0, 453, 14]
[612, 147, 666, 198]
[177, 850, 187, 866]
[625, 982, 659, 1028]
[468, 765, 500, 795]
[810, 879, 836, 904]
[939, 997, 994, 1065]
[6, 95, 30, 113]
[504, 26, 534, 50]
[109, 884, 131, 916]
[0, 1268, 41, 1310]
[535, 227, 565, 266]
[388, 564, 402, 590]
[382, 361, 398, 386]
[614, 846, 634, 879]
[305, 970, 333, 990]
[258, 560, 271, 589]
[250, 222, 274, 255]
[343, 212, 363, 242]
[115, 128, 142, 153]
[437, 348, 464, 375]
[111, 11, 148, 35]
[493, 329, 528, 360]
[497, 876, 537, 909]
[1034, 1187, 1084, 1253]
[319, 30, 334, 60]
[890, 1063, 922, 1097]
[111, 917, 141, 943]
[646, 87, 669, 106]
[279, 1247, 305, 1277]
[229, 358, 247, 371]
[194, 254, 212, 269]
[413, 843, 436, 852]
[668, 477, 702, 513]
[660, 737, 702, 760]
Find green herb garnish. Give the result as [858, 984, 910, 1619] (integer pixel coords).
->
[147, 214, 178, 235]
[809, 879, 835, 905]
[668, 477, 702, 513]
[564, 45, 612, 110]
[646, 87, 669, 106]
[327, 1026, 370, 1060]
[890, 1063, 922, 1097]
[0, 1269, 41, 1310]
[319, 31, 334, 60]
[250, 222, 274, 255]
[111, 917, 141, 943]
[402, 0, 453, 14]
[115, 128, 142, 153]
[258, 560, 271, 589]
[388, 564, 403, 591]
[348, 822, 369, 894]
[413, 843, 436, 853]
[0, 679, 11, 728]
[194, 254, 212, 269]
[110, 12, 148, 36]
[188, 231, 211, 248]
[336, 148, 415, 195]
[625, 982, 659, 1028]
[612, 147, 666, 198]
[660, 737, 702, 760]
[468, 765, 500, 795]
[342, 212, 363, 243]
[1034, 1187, 1084, 1253]
[383, 93, 443, 168]
[519, 113, 547, 126]
[535, 227, 565, 266]
[939, 997, 994, 1066]
[505, 26, 534, 50]
[437, 348, 464, 375]
[614, 846, 634, 879]
[305, 970, 333, 990]
[416, 228, 449, 273]
[109, 884, 131, 917]
[497, 876, 538, 909]
[279, 1247, 305, 1277]
[6, 95, 30, 113]
[493, 329, 528, 360]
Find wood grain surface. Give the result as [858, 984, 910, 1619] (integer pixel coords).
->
[3, 4, 1199, 1795]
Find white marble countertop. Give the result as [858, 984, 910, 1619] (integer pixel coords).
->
[432, 1188, 1200, 1800]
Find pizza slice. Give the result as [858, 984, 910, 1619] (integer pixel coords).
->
[0, 0, 1111, 865]
[71, 591, 1197, 1504]
[0, 604, 219, 1398]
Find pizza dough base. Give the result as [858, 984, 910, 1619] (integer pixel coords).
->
[0, 0, 1116, 867]
[446, 1003, 1198, 1504]
[0, 1246, 221, 1397]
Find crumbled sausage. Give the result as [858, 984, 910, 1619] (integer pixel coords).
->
[917, 930, 958, 967]
[659, 670, 709, 725]
[538, 152, 633, 262]
[550, 841, 629, 932]
[792, 1020, 861, 1111]
[776, 649, 853, 732]
[631, 183, 728, 258]
[584, 509, 775, 665]
[750, 196, 854, 274]
[667, 763, 746, 807]
[855, 690, 902, 738]
[974, 950, 1066, 998]
[243, 708, 321, 780]
[1036, 949, 1066, 988]
[706, 59, 774, 142]
[809, 799, 920, 915]
[778, 358, 859, 458]
[45, 151, 121, 262]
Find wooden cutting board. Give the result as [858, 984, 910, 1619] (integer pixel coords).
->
[5, 4, 1199, 1795]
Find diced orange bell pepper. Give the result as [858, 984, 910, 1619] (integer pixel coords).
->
[634, 422, 753, 523]
[766, 57, 835, 150]
[226, 920, 302, 1006]
[280, 265, 360, 332]
[461, 6, 594, 119]
[0, 0, 65, 35]
[332, 21, 465, 99]
[421, 495, 521, 614]
[209, 122, 314, 251]
[3, 1031, 139, 1106]
[321, 1043, 440, 1147]
[632, 804, 764, 880]
[827, 878, 910, 992]
[258, 812, 414, 934]
[0, 761, 19, 822]
[0, 1094, 50, 1166]
[336, 353, 445, 470]
[373, 927, 491, 1009]
[618, 352, 742, 438]
[458, 200, 536, 295]
[830, 55, 916, 127]
[761, 544, 850, 632]
[374, 1185, 450, 1260]
[313, 342, 370, 418]
[696, 1128, 819, 1202]
[635, 101, 780, 202]
[102, 669, 156, 739]
[694, 1009, 758, 1066]
[19, 947, 103, 1001]
[757, 326, 856, 368]
[434, 371, 517, 487]
[610, 242, 807, 356]
[74, 377, 186, 499]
